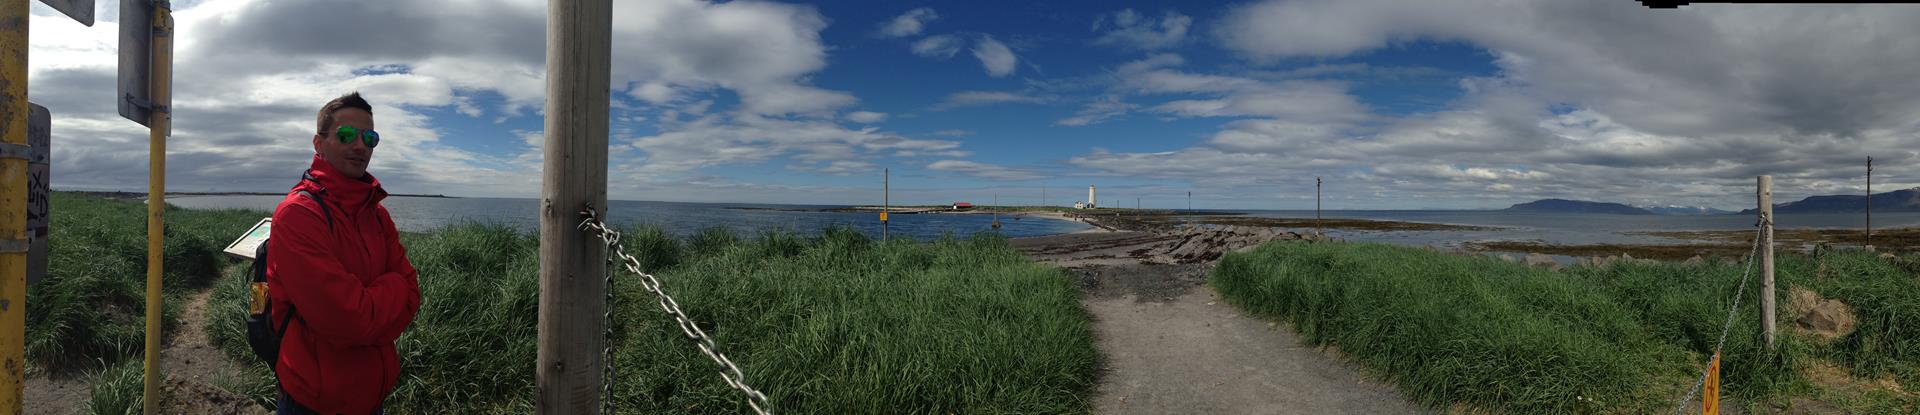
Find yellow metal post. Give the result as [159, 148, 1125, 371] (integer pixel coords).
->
[1, 0, 29, 413]
[141, 3, 172, 414]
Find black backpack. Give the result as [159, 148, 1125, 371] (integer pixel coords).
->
[247, 190, 330, 369]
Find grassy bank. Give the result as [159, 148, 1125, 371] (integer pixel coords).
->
[29, 192, 261, 374]
[204, 223, 1097, 413]
[1213, 241, 1920, 413]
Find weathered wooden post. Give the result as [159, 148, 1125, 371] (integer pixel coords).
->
[1866, 157, 1873, 251]
[538, 0, 612, 412]
[1759, 175, 1775, 349]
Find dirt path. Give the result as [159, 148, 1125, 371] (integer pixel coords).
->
[23, 371, 90, 414]
[22, 287, 263, 415]
[158, 289, 268, 414]
[1014, 231, 1426, 414]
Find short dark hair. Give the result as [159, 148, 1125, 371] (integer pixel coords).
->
[316, 92, 373, 135]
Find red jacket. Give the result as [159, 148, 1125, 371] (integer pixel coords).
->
[268, 156, 421, 415]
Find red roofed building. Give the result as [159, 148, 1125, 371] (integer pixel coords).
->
[951, 202, 973, 210]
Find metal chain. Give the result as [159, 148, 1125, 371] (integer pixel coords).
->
[1672, 225, 1766, 414]
[580, 210, 773, 415]
[601, 210, 618, 415]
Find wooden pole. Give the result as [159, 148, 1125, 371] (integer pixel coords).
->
[537, 0, 611, 413]
[141, 6, 174, 414]
[0, 1, 27, 411]
[1316, 177, 1323, 237]
[1866, 157, 1872, 250]
[1759, 175, 1775, 349]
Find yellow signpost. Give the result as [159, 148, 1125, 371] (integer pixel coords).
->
[1, 2, 29, 412]
[1702, 352, 1720, 415]
[139, 5, 173, 414]
[879, 211, 888, 222]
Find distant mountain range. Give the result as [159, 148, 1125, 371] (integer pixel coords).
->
[1641, 205, 1736, 215]
[1499, 199, 1735, 215]
[1739, 187, 1920, 214]
[1503, 199, 1655, 215]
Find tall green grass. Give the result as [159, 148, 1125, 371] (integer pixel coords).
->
[28, 192, 260, 374]
[1213, 242, 1695, 412]
[210, 224, 1097, 413]
[84, 359, 148, 415]
[1213, 241, 1920, 413]
[1775, 249, 1920, 386]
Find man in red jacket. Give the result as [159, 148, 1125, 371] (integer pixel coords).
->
[268, 92, 421, 415]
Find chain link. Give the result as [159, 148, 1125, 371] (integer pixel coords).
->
[580, 210, 773, 415]
[1672, 226, 1766, 414]
[601, 208, 618, 415]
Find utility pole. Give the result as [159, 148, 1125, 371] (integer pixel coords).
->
[1316, 177, 1323, 237]
[537, 0, 611, 413]
[1866, 157, 1873, 250]
[1759, 175, 1775, 349]
[882, 168, 888, 242]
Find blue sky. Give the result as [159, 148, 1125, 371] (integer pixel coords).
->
[27, 0, 1920, 210]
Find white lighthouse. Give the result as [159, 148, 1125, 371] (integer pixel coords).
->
[1087, 185, 1097, 209]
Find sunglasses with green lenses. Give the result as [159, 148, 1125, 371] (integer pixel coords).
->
[333, 125, 381, 148]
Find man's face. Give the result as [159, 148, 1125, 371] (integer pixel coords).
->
[313, 108, 374, 179]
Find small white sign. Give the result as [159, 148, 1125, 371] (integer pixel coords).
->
[224, 218, 272, 260]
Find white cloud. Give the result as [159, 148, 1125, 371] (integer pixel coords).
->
[1092, 9, 1191, 50]
[927, 160, 1045, 181]
[806, 160, 878, 175]
[971, 35, 1018, 77]
[845, 111, 888, 123]
[879, 8, 938, 38]
[1055, 95, 1137, 126]
[1115, 53, 1185, 74]
[25, 0, 888, 200]
[933, 91, 1048, 110]
[910, 34, 964, 59]
[609, 0, 855, 116]
[629, 114, 963, 175]
[1145, 80, 1370, 122]
[1043, 0, 1920, 208]
[1213, 0, 1920, 138]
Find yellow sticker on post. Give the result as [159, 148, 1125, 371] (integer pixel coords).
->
[880, 212, 889, 221]
[1702, 352, 1720, 415]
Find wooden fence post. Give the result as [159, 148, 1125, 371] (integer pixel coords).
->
[1759, 175, 1775, 349]
[537, 0, 612, 412]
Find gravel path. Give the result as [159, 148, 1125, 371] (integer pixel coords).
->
[1014, 231, 1426, 414]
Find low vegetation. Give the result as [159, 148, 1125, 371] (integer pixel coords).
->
[204, 223, 1098, 413]
[1213, 241, 1920, 413]
[41, 192, 1094, 413]
[29, 192, 260, 374]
